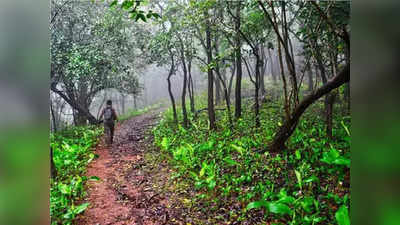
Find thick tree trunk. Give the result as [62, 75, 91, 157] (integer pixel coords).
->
[268, 63, 349, 152]
[75, 111, 87, 126]
[234, 2, 242, 119]
[51, 85, 98, 125]
[206, 12, 216, 130]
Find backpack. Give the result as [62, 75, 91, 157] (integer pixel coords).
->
[104, 107, 114, 121]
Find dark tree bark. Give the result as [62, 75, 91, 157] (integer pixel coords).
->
[50, 84, 98, 125]
[260, 45, 267, 96]
[234, 2, 242, 119]
[167, 54, 178, 125]
[215, 61, 233, 129]
[178, 38, 189, 128]
[50, 147, 57, 178]
[268, 63, 350, 152]
[254, 52, 261, 127]
[215, 75, 222, 105]
[50, 100, 57, 132]
[228, 63, 236, 100]
[188, 57, 195, 114]
[307, 63, 313, 92]
[205, 11, 216, 130]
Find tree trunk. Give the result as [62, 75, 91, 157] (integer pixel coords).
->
[50, 100, 57, 132]
[260, 45, 266, 96]
[51, 85, 98, 125]
[215, 75, 222, 105]
[307, 63, 313, 92]
[234, 2, 242, 119]
[179, 40, 189, 128]
[167, 55, 178, 125]
[206, 12, 216, 130]
[255, 54, 261, 127]
[268, 63, 350, 152]
[277, 40, 290, 120]
[268, 48, 277, 86]
[50, 147, 57, 178]
[228, 63, 236, 100]
[188, 58, 195, 114]
[215, 62, 233, 129]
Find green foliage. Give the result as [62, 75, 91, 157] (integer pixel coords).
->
[110, 0, 160, 22]
[335, 205, 350, 225]
[153, 95, 350, 224]
[50, 126, 102, 225]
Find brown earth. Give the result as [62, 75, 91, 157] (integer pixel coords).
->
[76, 110, 174, 225]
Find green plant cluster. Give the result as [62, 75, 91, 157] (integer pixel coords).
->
[50, 126, 102, 225]
[153, 98, 350, 224]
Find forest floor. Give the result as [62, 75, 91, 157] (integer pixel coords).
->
[76, 108, 176, 225]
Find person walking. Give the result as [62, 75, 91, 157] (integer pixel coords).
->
[99, 100, 118, 145]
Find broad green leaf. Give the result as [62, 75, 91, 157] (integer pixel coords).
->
[268, 202, 292, 215]
[246, 200, 269, 210]
[335, 205, 350, 225]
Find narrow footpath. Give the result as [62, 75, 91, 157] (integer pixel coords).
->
[76, 110, 172, 225]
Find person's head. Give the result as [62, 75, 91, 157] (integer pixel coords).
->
[106, 100, 112, 106]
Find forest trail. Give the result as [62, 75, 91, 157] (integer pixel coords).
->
[77, 109, 170, 225]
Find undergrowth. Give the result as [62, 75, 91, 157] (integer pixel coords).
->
[153, 95, 350, 225]
[50, 126, 102, 225]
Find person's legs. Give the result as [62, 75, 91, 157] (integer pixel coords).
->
[104, 123, 111, 145]
[110, 123, 115, 144]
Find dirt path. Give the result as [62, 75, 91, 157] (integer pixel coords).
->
[76, 109, 171, 225]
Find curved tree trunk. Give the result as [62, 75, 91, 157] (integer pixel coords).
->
[167, 55, 178, 125]
[268, 63, 350, 152]
[50, 85, 98, 125]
